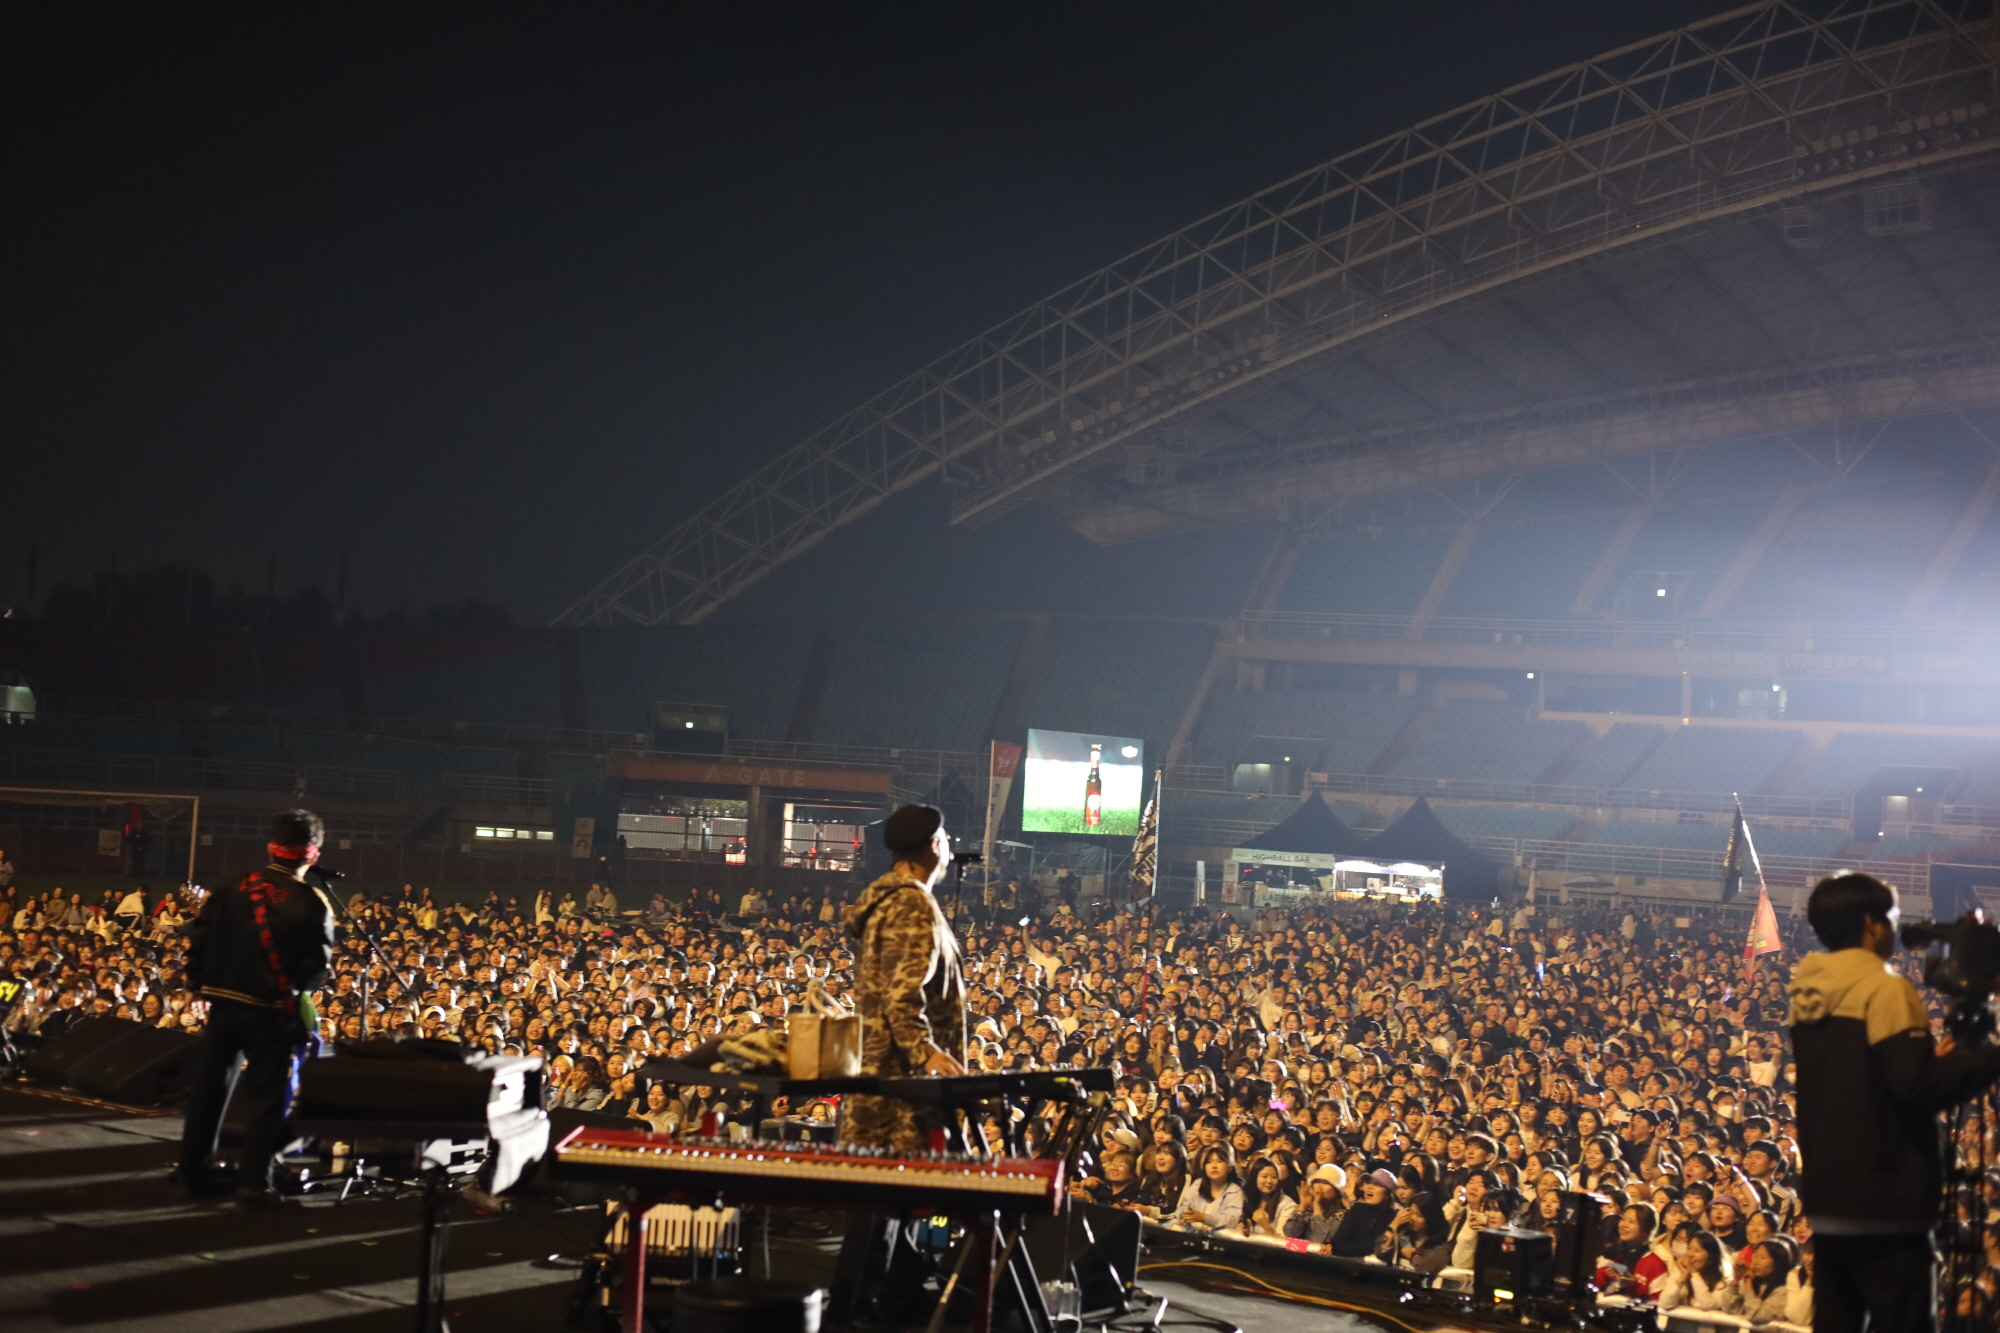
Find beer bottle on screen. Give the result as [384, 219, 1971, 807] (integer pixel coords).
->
[1084, 744, 1104, 828]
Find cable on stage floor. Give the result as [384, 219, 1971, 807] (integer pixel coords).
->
[1137, 1259, 1433, 1333]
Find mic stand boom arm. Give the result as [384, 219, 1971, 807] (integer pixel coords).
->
[309, 871, 423, 1038]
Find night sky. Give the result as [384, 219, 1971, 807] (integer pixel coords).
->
[3, 2, 1737, 625]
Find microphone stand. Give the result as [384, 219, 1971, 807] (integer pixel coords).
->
[309, 870, 422, 1038]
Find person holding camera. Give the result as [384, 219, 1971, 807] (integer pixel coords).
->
[1790, 872, 2000, 1333]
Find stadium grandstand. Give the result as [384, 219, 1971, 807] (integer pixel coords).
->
[10, 0, 2000, 918]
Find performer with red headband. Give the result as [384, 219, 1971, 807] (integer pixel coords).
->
[173, 808, 336, 1203]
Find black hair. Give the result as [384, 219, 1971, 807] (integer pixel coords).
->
[271, 808, 325, 848]
[1807, 872, 1897, 952]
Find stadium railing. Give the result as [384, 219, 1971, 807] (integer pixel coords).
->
[0, 746, 403, 799]
[1164, 765, 1853, 821]
[1239, 610, 1986, 659]
[440, 773, 553, 806]
[42, 695, 649, 755]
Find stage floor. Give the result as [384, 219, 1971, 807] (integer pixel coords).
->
[0, 1085, 597, 1333]
[0, 1086, 1389, 1333]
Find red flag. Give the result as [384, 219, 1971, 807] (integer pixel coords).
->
[1744, 885, 1783, 983]
[981, 740, 1023, 869]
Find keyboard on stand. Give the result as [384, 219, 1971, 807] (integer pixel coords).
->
[553, 1125, 1065, 1213]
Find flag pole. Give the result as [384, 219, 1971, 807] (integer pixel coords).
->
[1733, 794, 1783, 985]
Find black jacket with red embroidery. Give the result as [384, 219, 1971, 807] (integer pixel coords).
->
[185, 863, 335, 1010]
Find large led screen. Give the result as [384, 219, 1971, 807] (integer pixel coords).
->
[1022, 729, 1144, 835]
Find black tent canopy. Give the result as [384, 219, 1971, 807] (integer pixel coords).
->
[1238, 791, 1362, 854]
[1359, 797, 1498, 901]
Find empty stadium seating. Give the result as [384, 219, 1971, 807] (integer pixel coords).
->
[1728, 477, 1962, 623]
[1430, 803, 1579, 845]
[1278, 535, 1451, 617]
[1783, 731, 2000, 799]
[813, 621, 1023, 753]
[1383, 699, 1585, 785]
[1192, 691, 1420, 774]
[580, 624, 814, 741]
[1598, 495, 1775, 615]
[1864, 831, 1958, 860]
[1557, 724, 1663, 791]
[1435, 512, 1625, 621]
[1022, 619, 1214, 746]
[1578, 818, 1845, 860]
[367, 643, 566, 730]
[1616, 727, 1802, 795]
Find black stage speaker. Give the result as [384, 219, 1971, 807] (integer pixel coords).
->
[1473, 1226, 1554, 1302]
[1022, 1201, 1141, 1316]
[68, 1025, 198, 1104]
[19, 1017, 145, 1086]
[1551, 1190, 1611, 1299]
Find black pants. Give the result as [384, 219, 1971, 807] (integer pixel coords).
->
[177, 999, 302, 1191]
[1815, 1231, 1936, 1333]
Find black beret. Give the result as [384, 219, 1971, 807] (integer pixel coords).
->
[882, 804, 944, 856]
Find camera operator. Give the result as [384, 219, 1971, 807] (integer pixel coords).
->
[1790, 873, 2000, 1333]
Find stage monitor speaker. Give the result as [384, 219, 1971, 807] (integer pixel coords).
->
[1022, 1201, 1140, 1316]
[1473, 1225, 1554, 1302]
[19, 1017, 145, 1086]
[68, 1025, 198, 1104]
[1551, 1190, 1611, 1298]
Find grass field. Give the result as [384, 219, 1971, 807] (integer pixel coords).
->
[1021, 805, 1141, 837]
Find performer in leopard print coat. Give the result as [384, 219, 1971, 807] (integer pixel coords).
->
[840, 804, 967, 1151]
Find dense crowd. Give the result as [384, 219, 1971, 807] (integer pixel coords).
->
[3, 868, 1983, 1323]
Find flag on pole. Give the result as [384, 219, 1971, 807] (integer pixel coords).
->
[1725, 794, 1784, 981]
[1745, 883, 1784, 983]
[1127, 769, 1161, 902]
[1721, 795, 1763, 905]
[981, 740, 1022, 870]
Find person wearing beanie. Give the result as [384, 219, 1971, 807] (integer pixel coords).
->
[1285, 1162, 1350, 1245]
[1329, 1168, 1399, 1258]
[840, 804, 967, 1151]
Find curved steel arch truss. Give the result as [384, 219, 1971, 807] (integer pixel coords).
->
[562, 0, 2000, 625]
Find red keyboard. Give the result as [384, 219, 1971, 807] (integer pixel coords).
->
[553, 1127, 1065, 1213]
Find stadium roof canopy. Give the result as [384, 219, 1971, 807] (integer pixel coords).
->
[564, 0, 2000, 626]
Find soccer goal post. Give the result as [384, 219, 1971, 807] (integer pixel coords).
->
[0, 786, 201, 885]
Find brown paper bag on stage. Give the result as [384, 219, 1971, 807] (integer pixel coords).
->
[787, 1013, 863, 1079]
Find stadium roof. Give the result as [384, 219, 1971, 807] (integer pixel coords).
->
[564, 0, 2000, 626]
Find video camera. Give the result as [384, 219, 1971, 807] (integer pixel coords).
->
[1901, 914, 2000, 1040]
